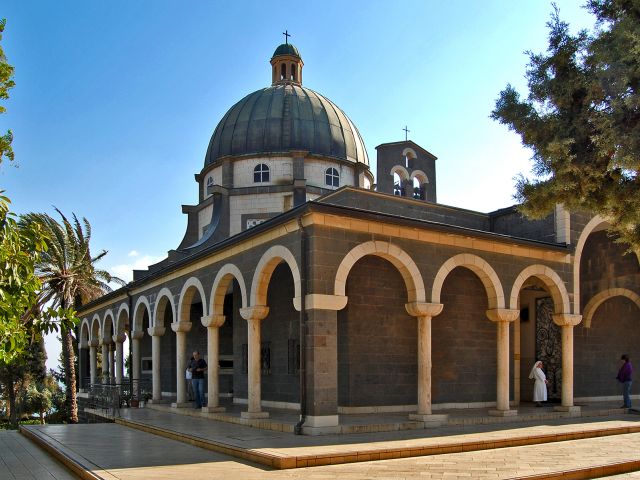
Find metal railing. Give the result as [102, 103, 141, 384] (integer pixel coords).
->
[85, 378, 152, 417]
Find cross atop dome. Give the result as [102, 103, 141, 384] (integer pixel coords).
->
[283, 30, 291, 44]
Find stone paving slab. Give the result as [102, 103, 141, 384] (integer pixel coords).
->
[0, 430, 78, 480]
[106, 407, 640, 469]
[18, 423, 640, 479]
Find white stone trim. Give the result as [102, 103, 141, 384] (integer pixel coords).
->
[232, 397, 300, 410]
[304, 415, 339, 428]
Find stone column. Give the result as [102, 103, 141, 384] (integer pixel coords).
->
[201, 314, 226, 412]
[406, 302, 448, 426]
[486, 309, 519, 416]
[101, 340, 109, 384]
[131, 330, 144, 397]
[302, 294, 347, 434]
[108, 343, 115, 384]
[113, 333, 126, 386]
[552, 313, 583, 412]
[147, 326, 166, 403]
[239, 306, 270, 419]
[171, 321, 192, 408]
[89, 339, 99, 386]
[77, 341, 87, 392]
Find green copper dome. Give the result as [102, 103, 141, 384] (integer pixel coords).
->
[204, 84, 369, 166]
[272, 43, 301, 58]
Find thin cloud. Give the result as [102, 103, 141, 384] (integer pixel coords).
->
[110, 254, 164, 283]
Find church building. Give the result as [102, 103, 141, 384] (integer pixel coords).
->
[76, 40, 640, 434]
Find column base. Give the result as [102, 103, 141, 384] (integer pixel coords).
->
[554, 405, 581, 414]
[488, 409, 518, 417]
[202, 406, 226, 413]
[409, 413, 449, 427]
[170, 402, 193, 408]
[241, 411, 269, 419]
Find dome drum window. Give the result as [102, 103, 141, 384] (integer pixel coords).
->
[254, 164, 270, 183]
[325, 167, 340, 187]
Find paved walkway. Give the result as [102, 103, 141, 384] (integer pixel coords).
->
[18, 422, 640, 479]
[0, 430, 78, 480]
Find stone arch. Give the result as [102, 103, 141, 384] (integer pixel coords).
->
[402, 147, 417, 160]
[210, 263, 247, 317]
[177, 276, 208, 322]
[153, 287, 176, 328]
[102, 310, 115, 342]
[116, 303, 129, 336]
[410, 169, 429, 184]
[133, 296, 151, 333]
[250, 245, 301, 308]
[79, 319, 91, 348]
[90, 314, 101, 343]
[334, 240, 426, 303]
[390, 165, 410, 182]
[583, 288, 640, 328]
[432, 253, 505, 309]
[573, 215, 609, 314]
[509, 264, 571, 314]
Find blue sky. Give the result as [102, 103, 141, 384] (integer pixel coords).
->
[1, 1, 595, 369]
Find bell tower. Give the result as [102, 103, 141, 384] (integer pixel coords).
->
[375, 140, 437, 202]
[270, 31, 303, 86]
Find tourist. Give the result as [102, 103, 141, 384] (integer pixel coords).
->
[186, 356, 194, 401]
[189, 351, 207, 409]
[617, 354, 633, 409]
[529, 360, 548, 407]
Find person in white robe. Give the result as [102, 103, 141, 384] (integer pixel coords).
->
[529, 360, 548, 406]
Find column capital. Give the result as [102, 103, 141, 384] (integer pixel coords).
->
[552, 313, 582, 327]
[304, 294, 348, 311]
[405, 302, 443, 318]
[131, 330, 145, 340]
[201, 314, 225, 328]
[170, 321, 192, 333]
[89, 339, 99, 348]
[147, 326, 166, 337]
[240, 306, 269, 321]
[112, 333, 127, 344]
[486, 308, 520, 323]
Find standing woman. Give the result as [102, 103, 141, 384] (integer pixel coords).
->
[529, 360, 548, 407]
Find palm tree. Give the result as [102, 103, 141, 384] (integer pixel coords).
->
[21, 209, 124, 423]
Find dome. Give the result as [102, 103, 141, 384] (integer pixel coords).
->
[204, 84, 369, 166]
[272, 43, 300, 58]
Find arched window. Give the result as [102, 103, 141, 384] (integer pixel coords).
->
[291, 63, 296, 81]
[280, 63, 286, 81]
[205, 176, 214, 196]
[413, 177, 422, 199]
[325, 167, 339, 187]
[393, 172, 402, 196]
[254, 163, 270, 183]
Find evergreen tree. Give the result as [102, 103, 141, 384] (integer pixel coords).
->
[0, 339, 46, 427]
[492, 1, 640, 251]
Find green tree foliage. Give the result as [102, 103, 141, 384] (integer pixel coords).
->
[0, 194, 79, 362]
[20, 374, 62, 424]
[491, 1, 640, 250]
[21, 210, 123, 423]
[0, 194, 47, 361]
[0, 19, 15, 164]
